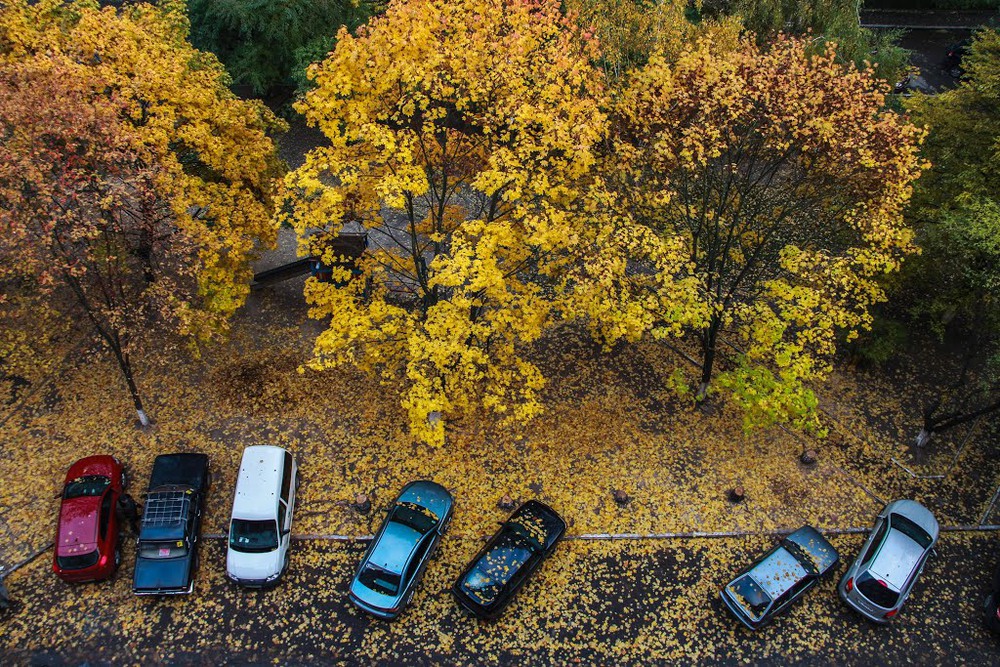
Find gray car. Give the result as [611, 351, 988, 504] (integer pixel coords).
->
[721, 525, 840, 630]
[839, 499, 939, 623]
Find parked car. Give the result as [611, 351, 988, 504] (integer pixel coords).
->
[53, 455, 126, 583]
[133, 453, 210, 595]
[226, 446, 297, 588]
[453, 500, 565, 619]
[982, 560, 1000, 634]
[838, 500, 938, 623]
[348, 480, 453, 619]
[721, 525, 839, 630]
[943, 38, 972, 79]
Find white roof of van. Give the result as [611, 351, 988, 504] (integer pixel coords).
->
[231, 446, 287, 520]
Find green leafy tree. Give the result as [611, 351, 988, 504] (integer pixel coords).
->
[188, 0, 378, 95]
[607, 35, 925, 433]
[700, 0, 910, 84]
[903, 29, 1000, 445]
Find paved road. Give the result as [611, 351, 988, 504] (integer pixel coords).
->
[2, 531, 998, 665]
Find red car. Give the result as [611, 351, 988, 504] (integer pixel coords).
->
[53, 456, 126, 582]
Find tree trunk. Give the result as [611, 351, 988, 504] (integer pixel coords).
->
[697, 321, 719, 401]
[111, 346, 150, 428]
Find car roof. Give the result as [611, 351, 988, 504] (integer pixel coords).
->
[232, 446, 287, 520]
[868, 528, 925, 589]
[369, 521, 422, 575]
[749, 546, 809, 598]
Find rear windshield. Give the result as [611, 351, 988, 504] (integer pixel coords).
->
[392, 502, 437, 534]
[57, 550, 99, 571]
[726, 575, 772, 620]
[139, 541, 188, 560]
[359, 564, 400, 596]
[230, 519, 279, 553]
[857, 571, 900, 608]
[891, 515, 933, 549]
[63, 476, 110, 499]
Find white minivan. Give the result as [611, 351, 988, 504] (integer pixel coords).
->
[226, 445, 297, 587]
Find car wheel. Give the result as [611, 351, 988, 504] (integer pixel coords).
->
[440, 513, 451, 534]
[405, 589, 415, 608]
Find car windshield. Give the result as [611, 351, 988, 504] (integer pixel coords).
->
[891, 515, 933, 549]
[63, 475, 110, 499]
[392, 502, 438, 534]
[139, 540, 188, 560]
[463, 543, 533, 604]
[230, 519, 279, 553]
[57, 550, 99, 571]
[508, 514, 547, 551]
[727, 575, 772, 620]
[359, 563, 401, 596]
[857, 571, 900, 608]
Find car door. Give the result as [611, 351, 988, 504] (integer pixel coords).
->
[278, 452, 294, 561]
[403, 535, 433, 600]
[772, 574, 813, 618]
[98, 490, 115, 556]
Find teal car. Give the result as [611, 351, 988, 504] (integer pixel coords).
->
[349, 481, 453, 619]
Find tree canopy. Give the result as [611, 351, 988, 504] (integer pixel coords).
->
[284, 0, 627, 445]
[901, 29, 1000, 443]
[607, 35, 925, 432]
[0, 0, 286, 424]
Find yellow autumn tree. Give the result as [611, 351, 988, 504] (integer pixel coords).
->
[284, 0, 617, 445]
[0, 0, 286, 425]
[608, 35, 925, 433]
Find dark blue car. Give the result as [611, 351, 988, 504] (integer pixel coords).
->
[133, 453, 210, 596]
[720, 525, 839, 629]
[348, 481, 453, 619]
[453, 500, 565, 619]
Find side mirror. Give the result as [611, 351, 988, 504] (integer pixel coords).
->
[282, 528, 290, 536]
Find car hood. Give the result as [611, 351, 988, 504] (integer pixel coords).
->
[227, 548, 282, 580]
[133, 557, 190, 592]
[57, 496, 100, 557]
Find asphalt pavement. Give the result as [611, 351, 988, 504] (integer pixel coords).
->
[2, 531, 998, 665]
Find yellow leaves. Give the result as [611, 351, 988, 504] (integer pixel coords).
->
[282, 0, 615, 445]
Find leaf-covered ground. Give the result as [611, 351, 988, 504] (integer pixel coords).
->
[2, 532, 998, 665]
[1, 288, 998, 664]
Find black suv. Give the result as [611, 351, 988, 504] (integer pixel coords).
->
[133, 453, 210, 595]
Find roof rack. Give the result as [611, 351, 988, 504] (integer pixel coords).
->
[142, 489, 192, 526]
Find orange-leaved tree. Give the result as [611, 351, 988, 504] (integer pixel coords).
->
[608, 35, 925, 433]
[0, 0, 286, 426]
[284, 0, 617, 445]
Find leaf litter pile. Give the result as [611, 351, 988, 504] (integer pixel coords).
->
[1, 296, 998, 664]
